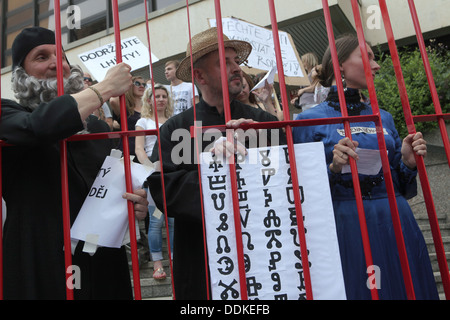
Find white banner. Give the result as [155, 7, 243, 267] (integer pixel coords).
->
[78, 36, 159, 81]
[200, 142, 346, 300]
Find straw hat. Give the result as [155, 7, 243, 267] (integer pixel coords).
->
[176, 27, 252, 82]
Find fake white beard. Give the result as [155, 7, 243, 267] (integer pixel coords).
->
[12, 66, 85, 110]
[12, 66, 91, 133]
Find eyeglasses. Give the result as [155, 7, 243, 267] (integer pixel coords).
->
[134, 81, 146, 88]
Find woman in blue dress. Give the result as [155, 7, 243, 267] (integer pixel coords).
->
[292, 34, 438, 300]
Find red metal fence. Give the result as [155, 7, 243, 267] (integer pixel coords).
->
[0, 0, 449, 300]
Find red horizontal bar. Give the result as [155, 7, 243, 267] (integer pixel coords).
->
[413, 113, 450, 123]
[66, 129, 158, 142]
[189, 115, 380, 137]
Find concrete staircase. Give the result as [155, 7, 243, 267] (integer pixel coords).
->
[414, 209, 450, 300]
[127, 221, 173, 300]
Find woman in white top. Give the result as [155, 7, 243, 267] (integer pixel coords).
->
[135, 84, 174, 280]
[135, 84, 173, 165]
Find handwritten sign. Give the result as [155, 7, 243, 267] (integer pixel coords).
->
[209, 17, 309, 86]
[78, 36, 158, 81]
[200, 142, 346, 300]
[71, 150, 153, 254]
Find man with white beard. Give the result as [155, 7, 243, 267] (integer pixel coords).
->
[0, 27, 148, 299]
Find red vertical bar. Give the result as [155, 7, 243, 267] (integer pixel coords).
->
[143, 0, 176, 299]
[407, 0, 450, 167]
[321, 0, 379, 300]
[379, 0, 450, 299]
[111, 0, 142, 300]
[213, 0, 248, 300]
[0, 23, 3, 300]
[53, 0, 74, 300]
[268, 0, 313, 300]
[350, 0, 416, 299]
[185, 0, 211, 300]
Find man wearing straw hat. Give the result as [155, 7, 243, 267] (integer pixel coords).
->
[147, 27, 285, 299]
[0, 27, 149, 299]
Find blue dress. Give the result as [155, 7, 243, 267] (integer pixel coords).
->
[292, 86, 438, 300]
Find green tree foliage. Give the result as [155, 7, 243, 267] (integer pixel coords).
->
[369, 40, 450, 138]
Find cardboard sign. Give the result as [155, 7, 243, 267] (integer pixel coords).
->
[200, 142, 346, 300]
[209, 17, 309, 86]
[78, 36, 158, 81]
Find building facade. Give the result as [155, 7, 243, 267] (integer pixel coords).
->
[1, 0, 450, 100]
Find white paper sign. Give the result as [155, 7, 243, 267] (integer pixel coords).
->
[71, 150, 154, 253]
[209, 17, 303, 78]
[201, 142, 346, 300]
[78, 36, 159, 81]
[251, 66, 276, 91]
[341, 148, 384, 175]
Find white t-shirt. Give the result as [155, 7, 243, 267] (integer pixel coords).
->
[166, 82, 199, 115]
[135, 117, 161, 156]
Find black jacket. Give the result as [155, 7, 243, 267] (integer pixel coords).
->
[148, 98, 285, 299]
[0, 96, 131, 299]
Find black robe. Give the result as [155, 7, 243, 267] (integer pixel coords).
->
[148, 99, 286, 299]
[0, 96, 132, 300]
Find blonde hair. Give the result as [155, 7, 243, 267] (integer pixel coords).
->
[125, 76, 145, 115]
[141, 84, 174, 119]
[301, 52, 319, 74]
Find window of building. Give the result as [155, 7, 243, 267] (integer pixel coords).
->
[1, 0, 184, 68]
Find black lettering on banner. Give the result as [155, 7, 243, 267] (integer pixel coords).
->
[268, 251, 281, 271]
[209, 160, 223, 173]
[263, 209, 281, 228]
[263, 189, 272, 207]
[285, 186, 305, 204]
[288, 207, 297, 226]
[219, 279, 240, 300]
[274, 293, 288, 300]
[294, 249, 311, 269]
[271, 273, 281, 292]
[208, 175, 227, 190]
[211, 193, 226, 211]
[261, 168, 276, 186]
[244, 254, 251, 272]
[259, 149, 271, 167]
[217, 256, 234, 276]
[297, 270, 306, 291]
[238, 190, 248, 202]
[240, 205, 251, 228]
[236, 170, 246, 189]
[290, 228, 300, 247]
[216, 213, 228, 232]
[282, 146, 290, 164]
[247, 276, 263, 297]
[242, 232, 254, 250]
[216, 235, 231, 254]
[265, 230, 282, 249]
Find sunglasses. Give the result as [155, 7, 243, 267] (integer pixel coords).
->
[134, 81, 146, 88]
[83, 77, 93, 82]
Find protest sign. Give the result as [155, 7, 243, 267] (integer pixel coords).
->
[209, 17, 309, 86]
[71, 150, 154, 254]
[200, 142, 346, 300]
[78, 36, 158, 81]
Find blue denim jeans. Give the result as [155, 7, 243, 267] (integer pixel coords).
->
[148, 205, 174, 261]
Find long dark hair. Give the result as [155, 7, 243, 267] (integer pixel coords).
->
[317, 34, 362, 87]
